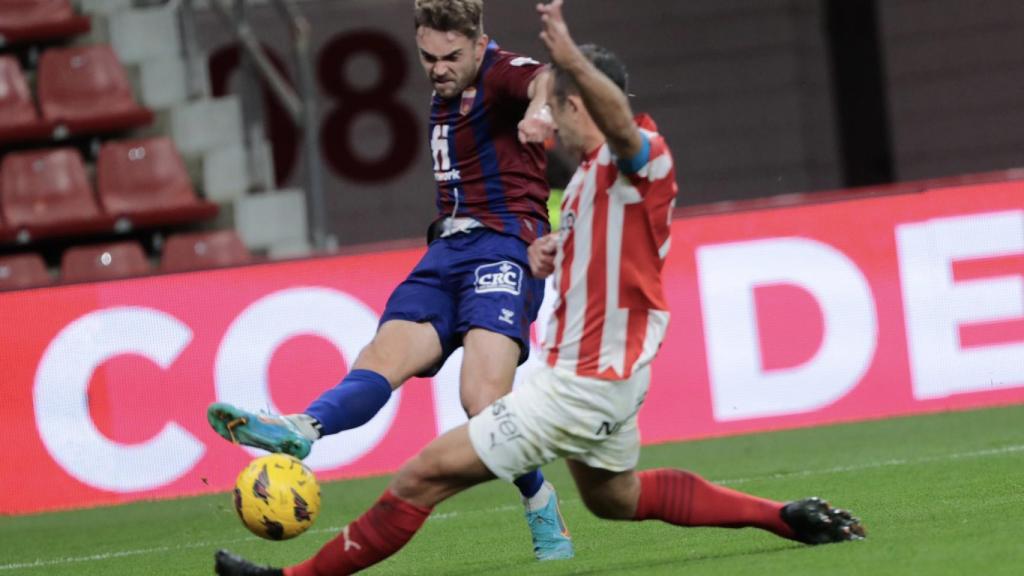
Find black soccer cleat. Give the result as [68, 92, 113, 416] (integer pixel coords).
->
[780, 497, 866, 545]
[214, 550, 284, 576]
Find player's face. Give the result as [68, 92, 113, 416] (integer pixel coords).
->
[416, 27, 487, 99]
[551, 96, 586, 156]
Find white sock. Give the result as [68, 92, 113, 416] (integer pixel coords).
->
[523, 481, 555, 512]
[283, 414, 322, 441]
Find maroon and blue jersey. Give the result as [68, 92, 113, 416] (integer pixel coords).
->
[428, 42, 550, 244]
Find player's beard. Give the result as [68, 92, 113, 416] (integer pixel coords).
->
[433, 76, 464, 99]
[432, 60, 478, 99]
[433, 80, 457, 98]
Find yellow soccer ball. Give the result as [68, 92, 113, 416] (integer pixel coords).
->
[232, 454, 320, 540]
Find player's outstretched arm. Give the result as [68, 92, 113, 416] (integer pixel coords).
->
[537, 0, 643, 160]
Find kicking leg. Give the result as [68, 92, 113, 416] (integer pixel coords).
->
[208, 320, 442, 458]
[304, 320, 442, 434]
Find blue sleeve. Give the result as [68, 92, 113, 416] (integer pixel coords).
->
[615, 133, 651, 175]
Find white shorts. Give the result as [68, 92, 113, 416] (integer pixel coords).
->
[468, 364, 650, 482]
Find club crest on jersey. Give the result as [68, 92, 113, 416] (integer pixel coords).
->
[475, 261, 523, 295]
[460, 88, 477, 116]
[560, 210, 576, 240]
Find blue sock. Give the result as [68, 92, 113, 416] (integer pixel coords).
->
[304, 369, 392, 436]
[514, 469, 545, 498]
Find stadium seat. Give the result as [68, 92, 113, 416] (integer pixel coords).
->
[97, 137, 219, 228]
[0, 56, 53, 145]
[161, 229, 252, 272]
[37, 45, 153, 137]
[0, 148, 111, 242]
[0, 0, 90, 48]
[0, 252, 51, 290]
[61, 240, 149, 283]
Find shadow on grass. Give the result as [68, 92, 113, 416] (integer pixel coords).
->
[429, 540, 806, 576]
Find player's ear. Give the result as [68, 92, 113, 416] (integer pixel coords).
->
[475, 33, 489, 56]
[568, 94, 583, 115]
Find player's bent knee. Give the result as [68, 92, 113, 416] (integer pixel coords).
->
[461, 395, 490, 418]
[460, 378, 511, 417]
[353, 341, 420, 387]
[583, 501, 633, 520]
[353, 341, 392, 372]
[391, 453, 441, 501]
[580, 491, 635, 520]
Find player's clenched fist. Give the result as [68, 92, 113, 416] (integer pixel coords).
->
[518, 102, 555, 144]
[528, 233, 559, 278]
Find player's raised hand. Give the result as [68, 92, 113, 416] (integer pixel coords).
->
[537, 0, 584, 70]
[528, 233, 559, 278]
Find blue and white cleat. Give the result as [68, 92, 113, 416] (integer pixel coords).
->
[525, 483, 575, 561]
[207, 402, 312, 460]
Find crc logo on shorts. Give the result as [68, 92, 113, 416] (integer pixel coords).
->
[475, 261, 522, 295]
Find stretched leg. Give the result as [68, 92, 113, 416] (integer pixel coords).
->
[304, 320, 443, 434]
[207, 320, 442, 458]
[209, 238, 456, 455]
[215, 425, 493, 576]
[460, 328, 573, 561]
[299, 237, 457, 437]
[566, 460, 864, 544]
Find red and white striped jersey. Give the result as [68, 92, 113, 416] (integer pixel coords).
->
[544, 116, 678, 380]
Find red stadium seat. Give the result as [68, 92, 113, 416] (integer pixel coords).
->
[0, 252, 51, 290]
[37, 45, 153, 137]
[162, 229, 252, 272]
[0, 56, 53, 145]
[97, 137, 219, 228]
[0, 0, 90, 48]
[61, 241, 149, 283]
[1, 148, 111, 242]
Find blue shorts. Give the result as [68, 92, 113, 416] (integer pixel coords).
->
[380, 229, 545, 377]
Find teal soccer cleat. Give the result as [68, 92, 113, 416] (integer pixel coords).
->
[525, 483, 575, 561]
[207, 402, 312, 460]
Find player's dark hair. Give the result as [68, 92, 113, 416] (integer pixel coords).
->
[414, 0, 484, 39]
[552, 44, 629, 103]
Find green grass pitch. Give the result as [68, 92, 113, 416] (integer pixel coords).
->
[2, 404, 1023, 575]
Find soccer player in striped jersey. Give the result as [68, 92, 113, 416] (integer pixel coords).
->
[214, 2, 864, 574]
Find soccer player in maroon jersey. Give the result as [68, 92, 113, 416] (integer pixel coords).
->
[214, 2, 865, 574]
[208, 0, 573, 562]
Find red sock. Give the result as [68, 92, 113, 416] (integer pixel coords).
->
[285, 490, 432, 576]
[633, 469, 795, 539]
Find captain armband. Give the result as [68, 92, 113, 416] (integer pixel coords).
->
[616, 133, 651, 175]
